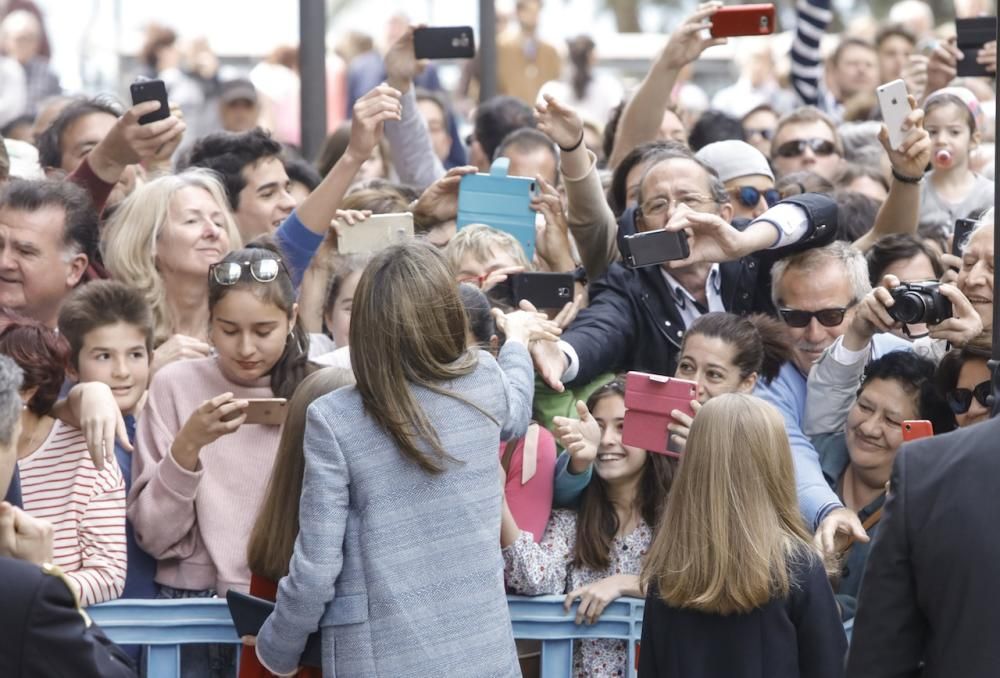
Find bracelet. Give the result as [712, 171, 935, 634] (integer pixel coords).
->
[891, 167, 923, 184]
[558, 131, 585, 153]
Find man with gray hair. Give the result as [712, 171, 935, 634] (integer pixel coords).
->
[756, 241, 911, 556]
[0, 352, 135, 675]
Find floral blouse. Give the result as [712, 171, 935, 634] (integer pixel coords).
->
[502, 509, 652, 677]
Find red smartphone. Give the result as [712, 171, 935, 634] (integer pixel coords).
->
[902, 420, 933, 442]
[709, 4, 777, 37]
[622, 372, 697, 457]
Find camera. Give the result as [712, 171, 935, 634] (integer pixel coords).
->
[888, 282, 952, 325]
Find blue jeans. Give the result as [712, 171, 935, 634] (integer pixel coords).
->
[157, 585, 236, 678]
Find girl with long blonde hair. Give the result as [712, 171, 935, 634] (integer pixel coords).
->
[639, 393, 846, 678]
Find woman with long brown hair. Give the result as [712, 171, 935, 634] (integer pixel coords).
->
[254, 240, 560, 676]
[501, 377, 674, 677]
[639, 394, 846, 678]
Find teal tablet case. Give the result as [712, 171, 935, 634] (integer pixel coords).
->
[457, 157, 538, 259]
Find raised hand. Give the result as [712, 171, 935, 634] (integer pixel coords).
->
[877, 96, 930, 179]
[662, 204, 756, 267]
[532, 175, 576, 273]
[929, 283, 985, 347]
[553, 399, 600, 472]
[660, 2, 727, 71]
[346, 84, 402, 165]
[491, 301, 562, 346]
[384, 25, 427, 93]
[87, 100, 186, 183]
[535, 94, 584, 151]
[412, 165, 479, 225]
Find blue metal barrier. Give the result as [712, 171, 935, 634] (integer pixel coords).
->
[90, 595, 645, 678]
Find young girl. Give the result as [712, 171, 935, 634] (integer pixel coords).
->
[919, 88, 994, 227]
[639, 394, 846, 678]
[502, 378, 674, 677]
[129, 240, 312, 673]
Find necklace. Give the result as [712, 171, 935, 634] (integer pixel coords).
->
[18, 414, 53, 460]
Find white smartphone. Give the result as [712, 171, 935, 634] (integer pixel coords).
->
[337, 212, 414, 255]
[876, 79, 913, 151]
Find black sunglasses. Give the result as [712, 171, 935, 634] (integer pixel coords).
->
[210, 258, 287, 286]
[947, 380, 991, 414]
[733, 186, 781, 209]
[774, 138, 837, 159]
[778, 306, 851, 328]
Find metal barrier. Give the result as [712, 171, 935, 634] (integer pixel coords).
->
[89, 595, 646, 678]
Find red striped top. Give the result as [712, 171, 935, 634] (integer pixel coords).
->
[19, 419, 127, 606]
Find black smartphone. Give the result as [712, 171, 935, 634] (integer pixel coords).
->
[620, 230, 690, 268]
[955, 17, 997, 78]
[225, 591, 321, 667]
[413, 26, 476, 60]
[953, 217, 978, 256]
[129, 79, 170, 125]
[488, 272, 574, 310]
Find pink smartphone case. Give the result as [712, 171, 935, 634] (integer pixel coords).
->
[621, 372, 697, 457]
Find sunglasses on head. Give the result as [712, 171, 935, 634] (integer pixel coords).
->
[778, 306, 851, 328]
[947, 380, 991, 414]
[774, 138, 837, 159]
[733, 186, 781, 209]
[210, 258, 286, 286]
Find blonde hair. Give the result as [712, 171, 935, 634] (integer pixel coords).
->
[642, 393, 816, 615]
[443, 224, 531, 274]
[101, 169, 242, 345]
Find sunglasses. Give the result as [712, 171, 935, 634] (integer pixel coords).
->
[778, 306, 851, 328]
[210, 258, 286, 286]
[947, 380, 991, 414]
[774, 138, 837, 159]
[733, 186, 781, 209]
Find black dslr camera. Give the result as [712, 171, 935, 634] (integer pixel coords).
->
[888, 282, 952, 325]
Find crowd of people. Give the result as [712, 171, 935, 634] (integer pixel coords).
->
[0, 0, 996, 676]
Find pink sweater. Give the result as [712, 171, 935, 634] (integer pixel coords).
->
[129, 357, 283, 595]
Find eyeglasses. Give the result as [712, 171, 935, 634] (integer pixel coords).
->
[639, 193, 716, 220]
[947, 380, 991, 414]
[732, 186, 781, 209]
[209, 258, 287, 286]
[774, 138, 838, 159]
[778, 306, 852, 328]
[744, 128, 773, 141]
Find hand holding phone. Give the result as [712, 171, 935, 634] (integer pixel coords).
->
[709, 4, 776, 37]
[413, 26, 476, 60]
[955, 17, 997, 77]
[876, 80, 914, 151]
[621, 229, 690, 268]
[337, 212, 414, 255]
[952, 218, 978, 256]
[129, 78, 170, 125]
[622, 372, 698, 457]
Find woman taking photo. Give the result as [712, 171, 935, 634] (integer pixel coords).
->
[254, 241, 560, 676]
[640, 394, 846, 678]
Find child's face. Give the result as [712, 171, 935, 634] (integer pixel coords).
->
[925, 102, 977, 168]
[324, 270, 362, 349]
[210, 288, 294, 385]
[75, 322, 151, 415]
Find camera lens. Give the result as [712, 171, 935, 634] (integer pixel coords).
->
[891, 292, 926, 324]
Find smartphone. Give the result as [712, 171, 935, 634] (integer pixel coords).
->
[221, 398, 288, 426]
[875, 80, 913, 151]
[622, 372, 698, 457]
[226, 591, 321, 667]
[413, 26, 476, 60]
[458, 158, 539, 259]
[337, 212, 414, 255]
[709, 4, 776, 37]
[129, 78, 170, 125]
[955, 17, 997, 78]
[489, 272, 574, 310]
[620, 229, 690, 269]
[952, 217, 978, 256]
[902, 420, 933, 442]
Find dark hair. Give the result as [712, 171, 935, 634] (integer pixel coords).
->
[57, 280, 154, 370]
[415, 88, 449, 122]
[688, 110, 745, 152]
[834, 163, 889, 195]
[283, 156, 321, 192]
[493, 127, 559, 184]
[575, 377, 676, 571]
[682, 312, 792, 385]
[924, 93, 977, 135]
[567, 35, 595, 101]
[314, 123, 351, 177]
[0, 309, 69, 415]
[459, 283, 495, 347]
[608, 140, 676, 216]
[917, 217, 950, 255]
[1, 113, 35, 139]
[865, 233, 944, 286]
[832, 37, 876, 67]
[601, 101, 625, 162]
[860, 351, 954, 434]
[875, 23, 917, 50]
[934, 345, 991, 419]
[635, 143, 728, 208]
[834, 191, 882, 242]
[473, 96, 536, 161]
[186, 127, 285, 210]
[776, 170, 835, 199]
[0, 179, 100, 263]
[36, 97, 122, 171]
[207, 238, 312, 399]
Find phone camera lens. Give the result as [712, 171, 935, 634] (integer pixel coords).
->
[891, 98, 897, 105]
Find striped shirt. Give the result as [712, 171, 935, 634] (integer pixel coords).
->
[19, 419, 127, 606]
[790, 0, 837, 117]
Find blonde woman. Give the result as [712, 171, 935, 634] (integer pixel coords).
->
[639, 394, 846, 678]
[102, 169, 242, 374]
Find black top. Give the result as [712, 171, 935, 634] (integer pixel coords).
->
[639, 553, 847, 678]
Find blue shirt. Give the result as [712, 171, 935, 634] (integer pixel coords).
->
[2, 465, 21, 507]
[275, 209, 324, 289]
[115, 414, 159, 600]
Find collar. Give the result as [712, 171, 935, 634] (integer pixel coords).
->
[661, 264, 721, 310]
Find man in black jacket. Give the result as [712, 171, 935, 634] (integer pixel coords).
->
[0, 355, 135, 678]
[531, 144, 836, 391]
